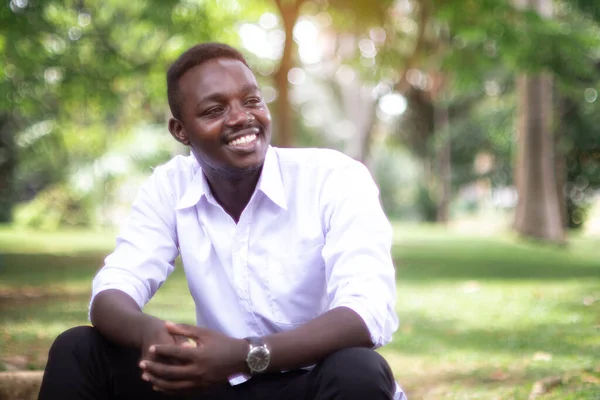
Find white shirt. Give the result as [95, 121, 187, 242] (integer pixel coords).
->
[91, 146, 403, 397]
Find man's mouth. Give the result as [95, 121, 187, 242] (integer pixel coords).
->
[227, 133, 258, 147]
[224, 127, 262, 150]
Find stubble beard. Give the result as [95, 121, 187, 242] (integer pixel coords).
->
[197, 155, 263, 184]
[214, 163, 262, 182]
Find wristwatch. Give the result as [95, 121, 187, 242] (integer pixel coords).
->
[244, 336, 270, 374]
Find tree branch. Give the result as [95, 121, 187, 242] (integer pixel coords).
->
[91, 22, 166, 73]
[395, 0, 431, 93]
[294, 0, 308, 13]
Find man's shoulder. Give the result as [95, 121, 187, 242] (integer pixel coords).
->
[151, 154, 197, 179]
[273, 147, 363, 173]
[142, 154, 198, 199]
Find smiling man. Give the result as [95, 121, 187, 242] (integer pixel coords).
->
[38, 43, 405, 400]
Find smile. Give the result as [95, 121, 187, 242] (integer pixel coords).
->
[227, 133, 258, 147]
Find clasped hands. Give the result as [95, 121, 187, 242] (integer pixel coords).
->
[139, 321, 248, 395]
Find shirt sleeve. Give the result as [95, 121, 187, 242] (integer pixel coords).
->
[320, 162, 399, 348]
[90, 167, 180, 313]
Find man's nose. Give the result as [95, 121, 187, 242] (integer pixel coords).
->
[225, 106, 248, 126]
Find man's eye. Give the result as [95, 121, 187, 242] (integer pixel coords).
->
[204, 107, 224, 116]
[245, 97, 262, 106]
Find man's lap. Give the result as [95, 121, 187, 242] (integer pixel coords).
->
[42, 326, 398, 400]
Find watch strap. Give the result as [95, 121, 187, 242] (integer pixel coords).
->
[245, 336, 264, 347]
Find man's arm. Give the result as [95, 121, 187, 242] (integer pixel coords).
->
[262, 306, 371, 371]
[91, 289, 146, 348]
[90, 290, 167, 351]
[265, 161, 397, 369]
[90, 168, 180, 354]
[141, 308, 371, 392]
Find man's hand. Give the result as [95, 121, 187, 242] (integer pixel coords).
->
[140, 319, 190, 364]
[139, 322, 248, 395]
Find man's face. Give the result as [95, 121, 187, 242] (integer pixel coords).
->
[169, 58, 272, 176]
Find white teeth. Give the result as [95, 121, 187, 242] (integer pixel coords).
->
[229, 134, 257, 146]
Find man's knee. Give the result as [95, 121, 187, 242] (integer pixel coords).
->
[47, 326, 100, 359]
[317, 347, 395, 396]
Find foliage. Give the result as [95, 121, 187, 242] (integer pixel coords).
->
[414, 182, 438, 222]
[369, 144, 421, 220]
[448, 87, 516, 188]
[560, 79, 600, 229]
[0, 0, 245, 225]
[1, 0, 600, 229]
[372, 0, 600, 226]
[13, 182, 96, 229]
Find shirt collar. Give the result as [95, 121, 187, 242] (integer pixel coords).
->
[175, 158, 210, 210]
[257, 146, 287, 210]
[175, 146, 287, 211]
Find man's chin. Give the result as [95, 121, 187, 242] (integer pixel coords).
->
[223, 148, 267, 174]
[217, 163, 263, 181]
[216, 152, 265, 178]
[193, 148, 267, 182]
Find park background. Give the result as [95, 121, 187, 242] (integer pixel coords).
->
[0, 0, 599, 399]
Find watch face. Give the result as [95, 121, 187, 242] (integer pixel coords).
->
[247, 346, 270, 373]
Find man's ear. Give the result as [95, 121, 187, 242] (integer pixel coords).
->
[168, 117, 190, 146]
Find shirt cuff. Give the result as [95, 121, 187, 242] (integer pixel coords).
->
[228, 373, 251, 386]
[88, 282, 147, 321]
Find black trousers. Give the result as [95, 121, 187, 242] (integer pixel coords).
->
[38, 326, 396, 400]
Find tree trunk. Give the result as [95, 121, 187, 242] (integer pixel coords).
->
[428, 70, 451, 224]
[273, 0, 304, 148]
[337, 78, 377, 163]
[435, 104, 451, 223]
[0, 113, 16, 223]
[555, 127, 567, 229]
[355, 105, 377, 165]
[513, 0, 565, 243]
[513, 73, 565, 242]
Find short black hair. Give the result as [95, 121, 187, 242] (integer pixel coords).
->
[166, 42, 250, 119]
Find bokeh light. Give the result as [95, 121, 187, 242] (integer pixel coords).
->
[378, 93, 408, 117]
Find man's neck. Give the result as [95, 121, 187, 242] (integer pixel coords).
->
[204, 167, 262, 223]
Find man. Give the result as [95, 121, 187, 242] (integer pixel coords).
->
[38, 42, 405, 400]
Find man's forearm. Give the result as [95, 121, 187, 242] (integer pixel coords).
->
[90, 289, 158, 349]
[262, 306, 373, 372]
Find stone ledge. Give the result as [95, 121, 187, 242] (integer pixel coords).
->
[0, 371, 43, 400]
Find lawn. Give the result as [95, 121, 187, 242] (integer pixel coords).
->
[0, 224, 599, 399]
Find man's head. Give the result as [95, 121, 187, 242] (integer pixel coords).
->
[167, 43, 272, 179]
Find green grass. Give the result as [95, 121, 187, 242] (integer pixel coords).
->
[1, 223, 599, 399]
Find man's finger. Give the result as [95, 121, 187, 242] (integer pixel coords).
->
[140, 360, 194, 381]
[144, 349, 184, 366]
[165, 321, 201, 339]
[150, 344, 196, 362]
[143, 373, 196, 393]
